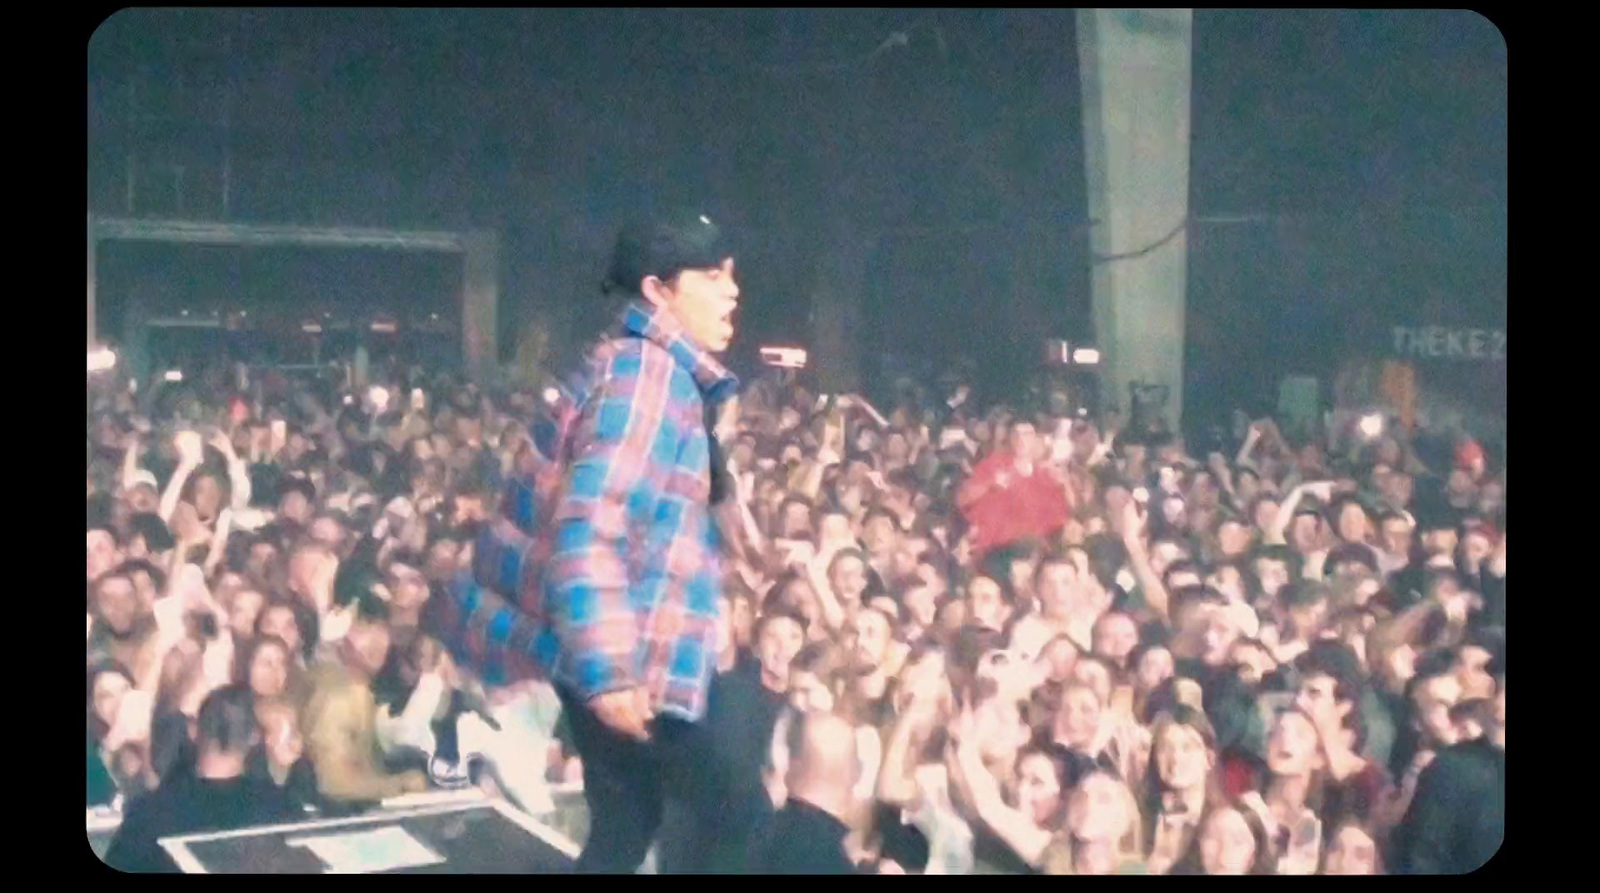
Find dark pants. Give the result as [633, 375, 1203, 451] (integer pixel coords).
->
[557, 687, 707, 874]
[655, 780, 771, 874]
[656, 796, 715, 874]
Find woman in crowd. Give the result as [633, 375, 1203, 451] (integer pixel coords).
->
[945, 707, 1069, 874]
[1194, 804, 1277, 875]
[1040, 771, 1146, 875]
[1245, 708, 1331, 873]
[255, 601, 313, 666]
[88, 660, 142, 807]
[1323, 821, 1384, 875]
[242, 635, 296, 705]
[1140, 706, 1227, 874]
[1044, 683, 1120, 788]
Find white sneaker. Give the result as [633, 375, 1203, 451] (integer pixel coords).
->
[428, 755, 475, 789]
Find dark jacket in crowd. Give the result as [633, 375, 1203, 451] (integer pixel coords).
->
[1476, 571, 1507, 630]
[150, 711, 196, 786]
[748, 798, 859, 875]
[1382, 690, 1421, 782]
[103, 774, 298, 872]
[1387, 563, 1431, 611]
[973, 828, 1042, 875]
[706, 661, 787, 800]
[87, 736, 117, 808]
[1393, 739, 1505, 874]
[875, 803, 932, 873]
[1176, 660, 1266, 762]
[659, 660, 785, 874]
[244, 747, 322, 815]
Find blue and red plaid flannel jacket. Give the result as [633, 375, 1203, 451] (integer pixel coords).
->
[445, 300, 737, 722]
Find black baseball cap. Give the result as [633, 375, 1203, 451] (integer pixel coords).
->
[603, 209, 732, 295]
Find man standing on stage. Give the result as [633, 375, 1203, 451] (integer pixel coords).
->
[470, 210, 742, 873]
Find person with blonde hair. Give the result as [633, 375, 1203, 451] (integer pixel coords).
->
[1041, 771, 1147, 875]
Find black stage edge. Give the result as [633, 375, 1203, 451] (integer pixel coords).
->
[158, 796, 579, 874]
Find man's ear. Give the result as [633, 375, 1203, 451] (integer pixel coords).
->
[640, 274, 673, 307]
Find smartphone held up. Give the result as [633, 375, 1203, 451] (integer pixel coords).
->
[1358, 412, 1385, 441]
[760, 346, 808, 370]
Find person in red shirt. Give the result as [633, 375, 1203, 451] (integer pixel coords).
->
[957, 421, 1073, 562]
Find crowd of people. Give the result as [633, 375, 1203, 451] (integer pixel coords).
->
[87, 366, 572, 869]
[86, 348, 1504, 874]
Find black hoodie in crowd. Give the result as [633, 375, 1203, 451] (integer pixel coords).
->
[1392, 738, 1505, 874]
[748, 798, 859, 875]
[104, 773, 297, 872]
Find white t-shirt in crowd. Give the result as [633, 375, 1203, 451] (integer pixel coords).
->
[907, 764, 976, 875]
[854, 726, 883, 803]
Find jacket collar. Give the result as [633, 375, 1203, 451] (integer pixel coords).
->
[619, 300, 739, 404]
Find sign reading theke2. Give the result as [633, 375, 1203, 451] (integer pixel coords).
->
[1391, 327, 1505, 362]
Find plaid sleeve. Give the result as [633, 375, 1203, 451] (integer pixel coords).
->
[501, 435, 543, 535]
[473, 517, 541, 609]
[480, 430, 556, 611]
[546, 343, 681, 699]
[442, 571, 546, 688]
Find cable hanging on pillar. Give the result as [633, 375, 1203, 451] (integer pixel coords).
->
[1089, 218, 1189, 265]
[1084, 203, 1491, 265]
[735, 18, 942, 77]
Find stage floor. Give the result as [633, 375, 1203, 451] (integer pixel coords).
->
[161, 793, 581, 874]
[92, 789, 586, 874]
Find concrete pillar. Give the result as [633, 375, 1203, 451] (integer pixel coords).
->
[461, 231, 500, 383]
[87, 213, 97, 347]
[1077, 9, 1193, 426]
